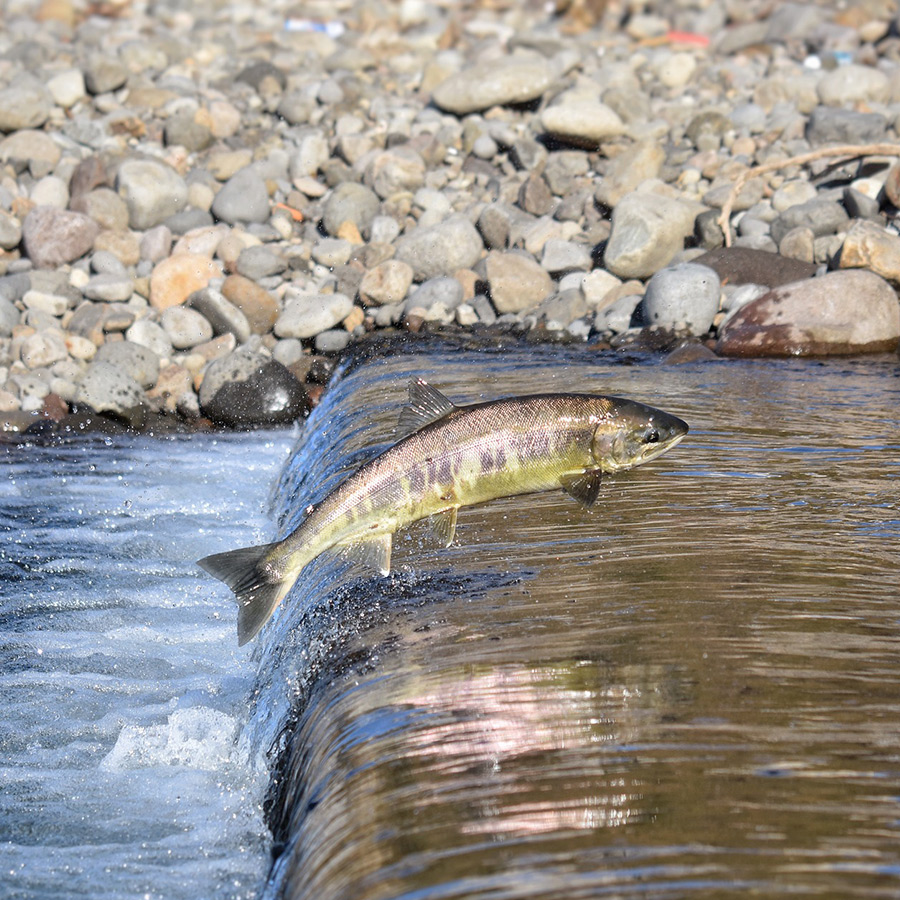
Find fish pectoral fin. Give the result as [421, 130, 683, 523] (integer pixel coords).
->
[560, 469, 604, 507]
[338, 533, 393, 576]
[397, 378, 458, 437]
[427, 507, 459, 547]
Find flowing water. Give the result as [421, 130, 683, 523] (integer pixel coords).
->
[2, 340, 899, 899]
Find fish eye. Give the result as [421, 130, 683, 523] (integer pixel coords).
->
[645, 429, 660, 444]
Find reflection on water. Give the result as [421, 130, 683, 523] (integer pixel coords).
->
[248, 343, 900, 900]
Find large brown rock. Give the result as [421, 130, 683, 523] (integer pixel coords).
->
[836, 219, 900, 284]
[716, 270, 900, 357]
[694, 247, 817, 288]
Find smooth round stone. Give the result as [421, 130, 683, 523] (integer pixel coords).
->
[198, 349, 309, 428]
[45, 69, 86, 108]
[769, 199, 849, 246]
[656, 52, 697, 89]
[94, 231, 141, 268]
[641, 263, 721, 336]
[805, 106, 886, 145]
[210, 167, 270, 225]
[322, 182, 381, 239]
[272, 338, 304, 367]
[771, 180, 818, 213]
[117, 159, 189, 230]
[235, 245, 286, 281]
[75, 360, 147, 428]
[90, 250, 127, 276]
[125, 318, 174, 359]
[22, 206, 99, 269]
[160, 306, 214, 350]
[817, 64, 890, 106]
[0, 296, 19, 336]
[541, 100, 626, 146]
[580, 269, 622, 308]
[314, 329, 351, 354]
[432, 57, 554, 115]
[83, 54, 128, 94]
[289, 131, 329, 180]
[394, 214, 484, 281]
[838, 218, 900, 283]
[472, 134, 498, 160]
[0, 84, 53, 131]
[0, 130, 62, 173]
[94, 340, 160, 389]
[541, 239, 592, 275]
[82, 273, 134, 302]
[22, 289, 70, 316]
[275, 291, 354, 339]
[140, 226, 173, 263]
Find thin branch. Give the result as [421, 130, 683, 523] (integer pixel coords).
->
[716, 142, 900, 247]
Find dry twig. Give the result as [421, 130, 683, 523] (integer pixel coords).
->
[716, 142, 900, 247]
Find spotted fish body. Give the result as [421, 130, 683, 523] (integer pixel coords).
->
[198, 380, 688, 645]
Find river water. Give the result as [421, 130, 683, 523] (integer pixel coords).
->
[3, 340, 899, 899]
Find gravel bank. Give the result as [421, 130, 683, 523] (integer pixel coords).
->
[2, 0, 900, 438]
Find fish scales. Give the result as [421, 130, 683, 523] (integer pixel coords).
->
[198, 381, 688, 645]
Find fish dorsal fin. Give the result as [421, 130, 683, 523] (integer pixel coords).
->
[560, 469, 603, 507]
[397, 378, 457, 437]
[337, 533, 392, 576]
[427, 507, 459, 547]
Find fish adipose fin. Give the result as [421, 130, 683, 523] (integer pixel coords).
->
[338, 533, 393, 575]
[427, 507, 459, 547]
[560, 469, 604, 507]
[197, 542, 286, 646]
[397, 378, 457, 437]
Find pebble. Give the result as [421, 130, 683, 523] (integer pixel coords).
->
[431, 57, 555, 115]
[236, 246, 287, 281]
[837, 219, 900, 284]
[210, 167, 271, 225]
[94, 341, 160, 389]
[359, 260, 414, 306]
[641, 264, 722, 336]
[149, 254, 223, 311]
[479, 250, 553, 314]
[322, 182, 381, 239]
[117, 160, 189, 230]
[75, 361, 147, 429]
[541, 99, 626, 146]
[82, 273, 134, 303]
[405, 277, 464, 315]
[275, 292, 354, 340]
[187, 287, 252, 344]
[22, 207, 99, 269]
[221, 274, 280, 334]
[395, 215, 483, 282]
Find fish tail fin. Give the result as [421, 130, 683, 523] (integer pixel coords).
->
[197, 542, 291, 646]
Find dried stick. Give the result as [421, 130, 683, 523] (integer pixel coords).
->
[716, 142, 900, 247]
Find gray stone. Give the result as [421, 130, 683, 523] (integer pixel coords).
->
[76, 360, 148, 428]
[94, 341, 160, 389]
[432, 57, 554, 115]
[314, 329, 351, 354]
[164, 111, 212, 153]
[311, 238, 353, 268]
[778, 226, 815, 264]
[0, 83, 53, 132]
[165, 208, 214, 235]
[394, 214, 483, 281]
[91, 250, 127, 276]
[117, 159, 188, 230]
[541, 239, 592, 275]
[22, 289, 69, 316]
[236, 245, 287, 280]
[22, 206, 99, 269]
[593, 293, 642, 334]
[187, 287, 251, 344]
[0, 296, 19, 336]
[817, 64, 890, 107]
[605, 192, 702, 280]
[805, 107, 887, 146]
[365, 147, 426, 200]
[272, 338, 304, 368]
[83, 55, 128, 95]
[641, 263, 721, 336]
[82, 273, 134, 303]
[769, 199, 849, 246]
[160, 306, 215, 349]
[543, 151, 590, 196]
[125, 318, 173, 359]
[477, 203, 512, 250]
[140, 226, 173, 263]
[275, 291, 354, 339]
[322, 182, 381, 238]
[595, 142, 665, 208]
[404, 277, 464, 314]
[478, 249, 554, 314]
[359, 259, 414, 306]
[536, 289, 588, 330]
[842, 187, 881, 221]
[541, 100, 626, 146]
[211, 167, 270, 225]
[20, 330, 68, 369]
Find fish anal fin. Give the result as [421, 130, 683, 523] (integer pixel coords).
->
[560, 469, 603, 507]
[338, 533, 393, 575]
[397, 378, 457, 437]
[427, 507, 459, 547]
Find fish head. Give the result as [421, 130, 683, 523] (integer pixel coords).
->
[590, 399, 689, 472]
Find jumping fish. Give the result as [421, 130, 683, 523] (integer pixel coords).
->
[198, 379, 688, 645]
